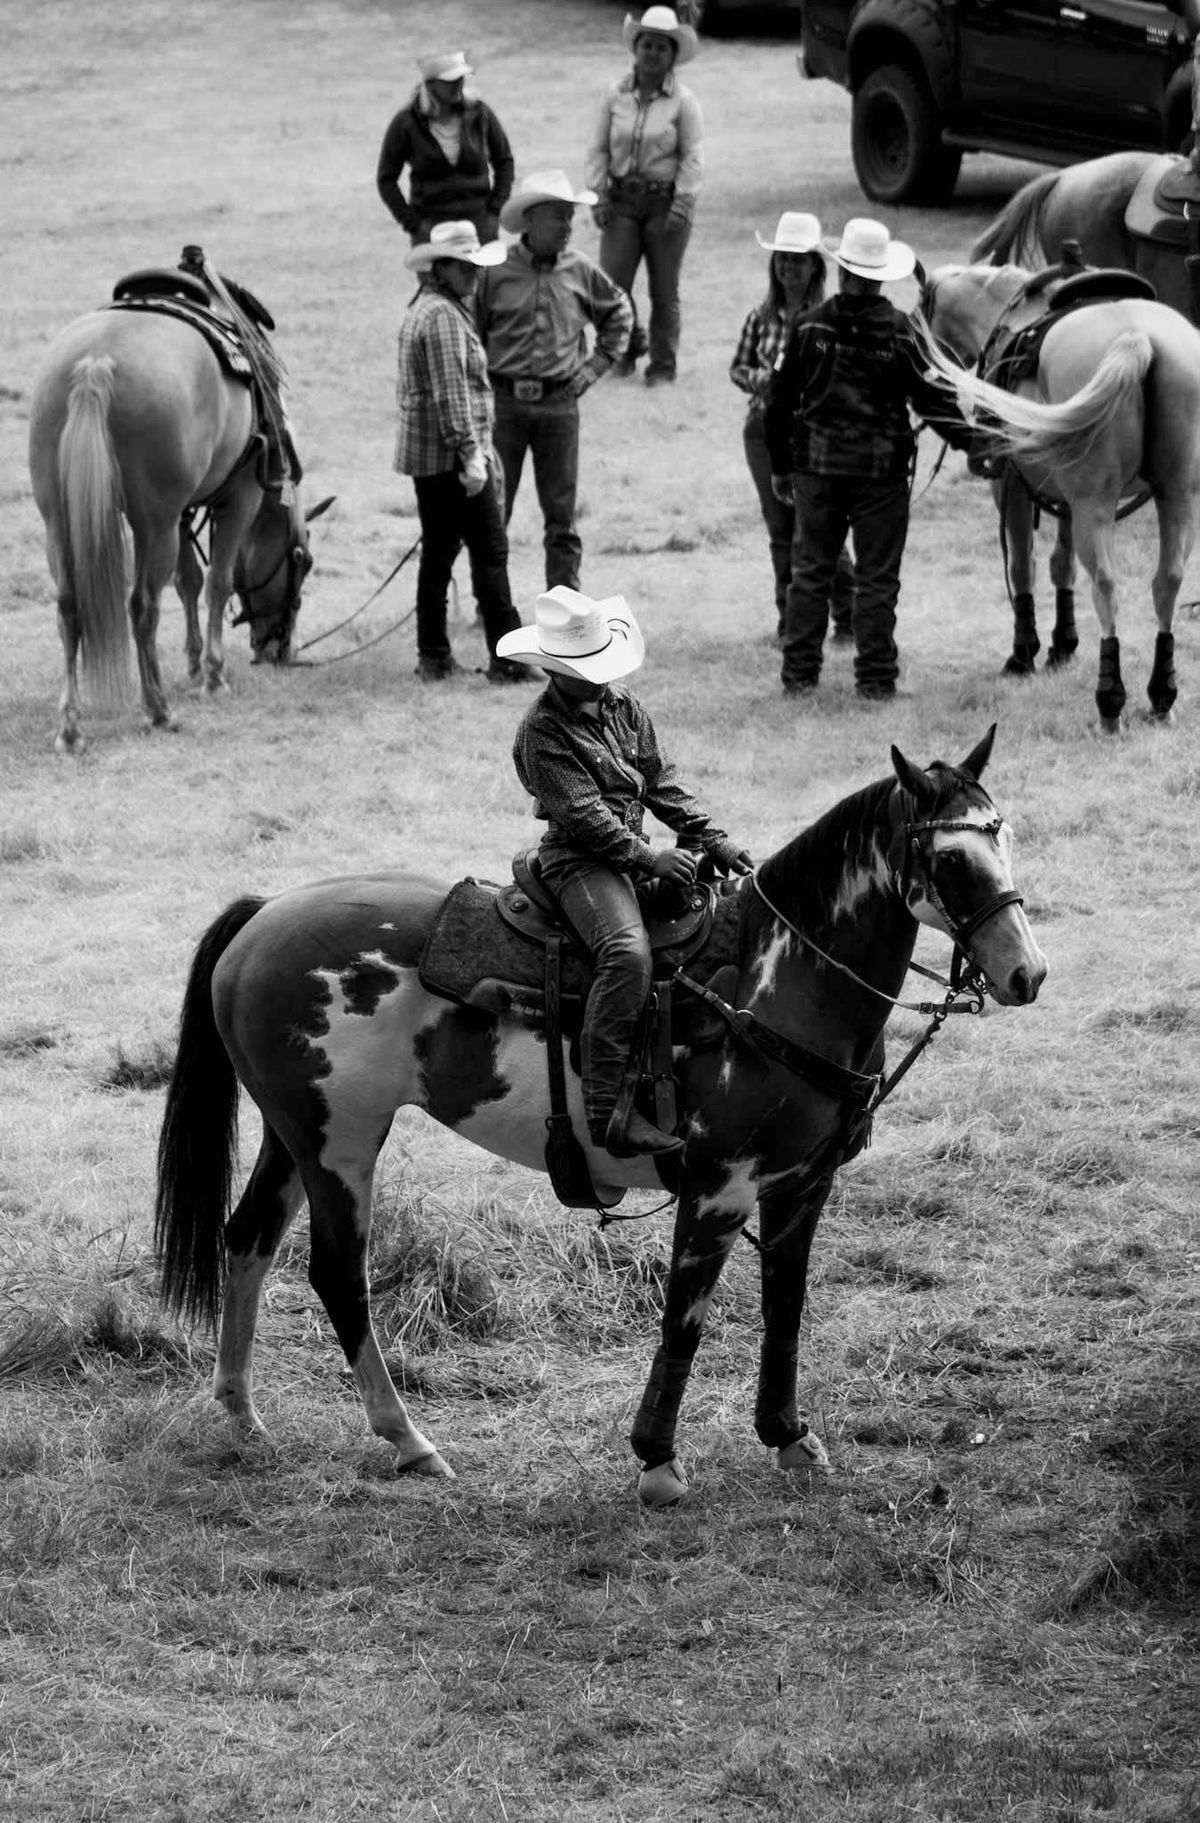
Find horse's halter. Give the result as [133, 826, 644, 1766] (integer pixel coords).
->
[232, 498, 312, 658]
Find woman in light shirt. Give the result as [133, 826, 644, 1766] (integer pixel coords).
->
[585, 7, 703, 387]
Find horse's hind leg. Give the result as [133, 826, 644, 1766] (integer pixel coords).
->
[215, 1121, 306, 1437]
[55, 579, 85, 754]
[301, 1140, 453, 1478]
[1073, 501, 1126, 731]
[129, 520, 179, 730]
[1146, 494, 1193, 720]
[175, 522, 205, 686]
[1047, 512, 1078, 667]
[997, 476, 1040, 675]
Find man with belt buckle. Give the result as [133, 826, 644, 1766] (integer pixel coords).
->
[474, 170, 634, 592]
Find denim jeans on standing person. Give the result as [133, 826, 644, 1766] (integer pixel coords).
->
[783, 472, 909, 693]
[492, 392, 582, 591]
[743, 415, 855, 636]
[411, 468, 521, 663]
[536, 855, 652, 1129]
[600, 189, 691, 378]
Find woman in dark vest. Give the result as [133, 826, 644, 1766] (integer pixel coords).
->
[377, 49, 514, 246]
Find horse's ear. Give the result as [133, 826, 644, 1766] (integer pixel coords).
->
[891, 744, 937, 809]
[960, 723, 997, 781]
[305, 495, 336, 524]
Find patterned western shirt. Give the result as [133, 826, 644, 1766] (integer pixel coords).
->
[394, 280, 493, 478]
[764, 292, 972, 481]
[474, 240, 634, 383]
[585, 70, 704, 220]
[729, 302, 790, 418]
[513, 680, 740, 880]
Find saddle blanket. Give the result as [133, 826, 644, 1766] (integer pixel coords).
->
[108, 294, 252, 382]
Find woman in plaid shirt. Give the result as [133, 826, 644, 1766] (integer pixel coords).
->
[730, 212, 854, 645]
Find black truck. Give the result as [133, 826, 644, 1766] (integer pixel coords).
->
[800, 0, 1198, 204]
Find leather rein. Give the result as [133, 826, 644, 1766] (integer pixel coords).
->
[675, 809, 1023, 1252]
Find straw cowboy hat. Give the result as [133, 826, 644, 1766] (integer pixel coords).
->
[824, 217, 915, 283]
[500, 169, 599, 235]
[417, 49, 472, 83]
[622, 6, 698, 64]
[754, 211, 824, 254]
[496, 585, 645, 683]
[404, 220, 507, 272]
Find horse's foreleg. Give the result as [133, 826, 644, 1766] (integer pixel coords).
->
[204, 485, 260, 695]
[55, 584, 84, 754]
[997, 476, 1040, 675]
[129, 524, 178, 731]
[1047, 511, 1078, 666]
[175, 525, 205, 685]
[631, 1175, 750, 1508]
[1073, 503, 1125, 731]
[754, 1176, 832, 1477]
[215, 1121, 306, 1437]
[301, 1117, 452, 1479]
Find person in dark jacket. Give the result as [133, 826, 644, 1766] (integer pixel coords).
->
[764, 218, 974, 700]
[497, 586, 753, 1158]
[376, 49, 514, 245]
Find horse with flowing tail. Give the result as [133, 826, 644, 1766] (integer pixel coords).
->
[918, 262, 1200, 731]
[154, 727, 1045, 1510]
[27, 259, 330, 752]
[970, 150, 1200, 324]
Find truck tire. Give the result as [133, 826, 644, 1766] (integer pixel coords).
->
[852, 63, 962, 205]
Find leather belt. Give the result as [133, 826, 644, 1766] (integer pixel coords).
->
[491, 374, 573, 402]
[612, 175, 675, 196]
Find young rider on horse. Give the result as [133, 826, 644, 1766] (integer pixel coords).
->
[497, 586, 754, 1159]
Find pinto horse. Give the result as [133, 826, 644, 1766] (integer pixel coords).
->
[154, 727, 1045, 1509]
[972, 152, 1196, 324]
[918, 263, 1200, 730]
[28, 305, 326, 752]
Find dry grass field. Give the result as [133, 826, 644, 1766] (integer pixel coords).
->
[1, 1, 1198, 1817]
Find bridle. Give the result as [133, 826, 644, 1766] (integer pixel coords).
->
[231, 504, 312, 653]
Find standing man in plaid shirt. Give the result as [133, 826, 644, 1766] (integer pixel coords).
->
[394, 221, 535, 684]
[764, 218, 973, 702]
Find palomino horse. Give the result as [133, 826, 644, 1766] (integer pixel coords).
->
[28, 305, 326, 752]
[971, 151, 1197, 323]
[154, 728, 1046, 1509]
[918, 263, 1200, 730]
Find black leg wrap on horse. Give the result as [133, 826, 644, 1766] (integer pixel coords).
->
[1048, 589, 1078, 666]
[1096, 634, 1126, 723]
[754, 1339, 804, 1450]
[1004, 592, 1039, 676]
[1148, 630, 1177, 716]
[631, 1348, 693, 1468]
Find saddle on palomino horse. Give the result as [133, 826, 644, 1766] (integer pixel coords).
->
[418, 851, 742, 1209]
[1125, 155, 1200, 320]
[109, 246, 299, 499]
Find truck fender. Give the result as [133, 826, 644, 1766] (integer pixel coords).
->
[847, 0, 954, 109]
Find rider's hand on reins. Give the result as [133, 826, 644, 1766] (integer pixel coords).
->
[652, 848, 699, 886]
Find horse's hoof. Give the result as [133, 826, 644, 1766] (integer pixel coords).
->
[53, 732, 84, 756]
[637, 1458, 689, 1509]
[395, 1449, 455, 1480]
[778, 1429, 831, 1476]
[1045, 646, 1077, 670]
[1097, 715, 1126, 737]
[1002, 655, 1036, 678]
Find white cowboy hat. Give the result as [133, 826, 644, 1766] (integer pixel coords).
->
[496, 585, 645, 683]
[499, 169, 599, 234]
[404, 220, 507, 272]
[755, 211, 824, 255]
[824, 217, 915, 283]
[622, 7, 698, 64]
[416, 49, 472, 83]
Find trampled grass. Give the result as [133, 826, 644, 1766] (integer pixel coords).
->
[1, 0, 1197, 1818]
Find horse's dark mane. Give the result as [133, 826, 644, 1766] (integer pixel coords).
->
[757, 765, 992, 933]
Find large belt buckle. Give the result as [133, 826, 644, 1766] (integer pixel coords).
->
[514, 378, 544, 403]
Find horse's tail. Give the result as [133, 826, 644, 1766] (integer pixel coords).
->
[970, 171, 1059, 266]
[154, 895, 267, 1331]
[921, 324, 1154, 486]
[57, 354, 130, 705]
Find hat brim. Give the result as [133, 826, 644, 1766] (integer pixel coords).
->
[496, 609, 645, 683]
[498, 187, 598, 233]
[755, 231, 825, 254]
[825, 240, 916, 283]
[622, 16, 698, 63]
[404, 237, 508, 271]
